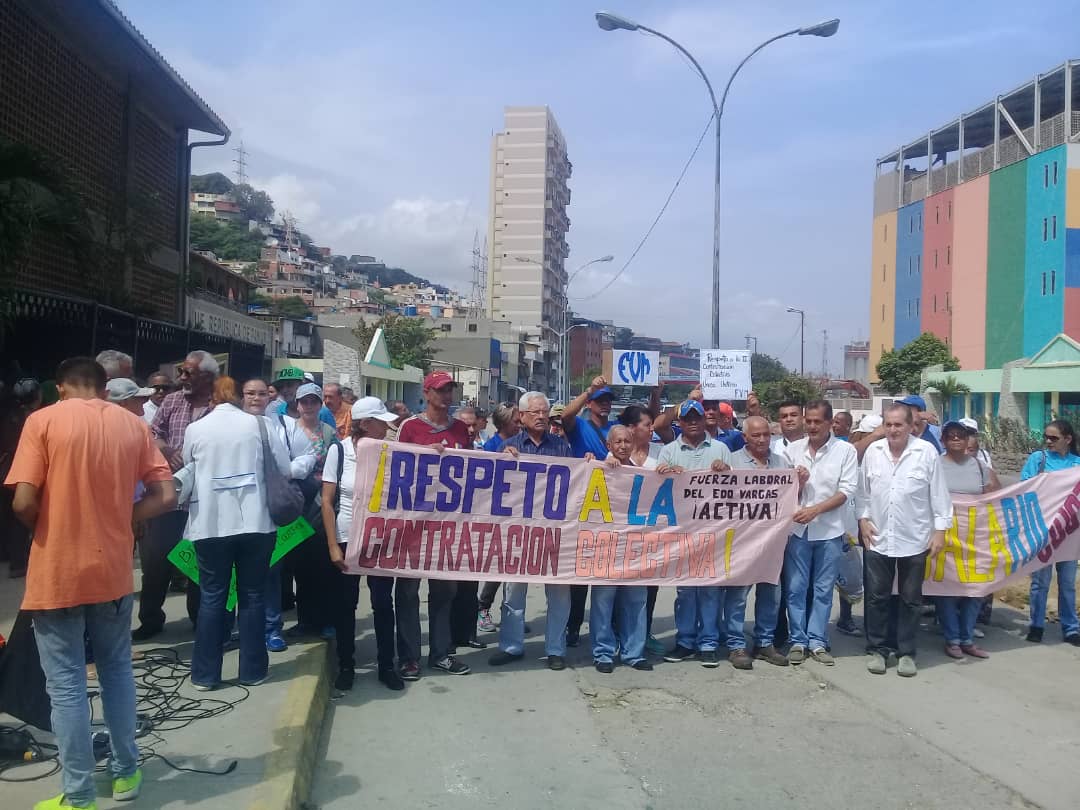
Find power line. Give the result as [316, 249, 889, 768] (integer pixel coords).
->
[572, 113, 714, 302]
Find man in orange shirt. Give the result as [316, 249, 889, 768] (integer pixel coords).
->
[323, 382, 351, 440]
[6, 357, 176, 810]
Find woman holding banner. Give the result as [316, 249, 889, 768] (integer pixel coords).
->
[322, 397, 403, 691]
[938, 421, 1001, 659]
[1023, 419, 1080, 645]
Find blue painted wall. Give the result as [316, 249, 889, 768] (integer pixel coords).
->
[1023, 145, 1067, 355]
[894, 201, 924, 348]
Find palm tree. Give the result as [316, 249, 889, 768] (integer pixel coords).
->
[926, 375, 971, 420]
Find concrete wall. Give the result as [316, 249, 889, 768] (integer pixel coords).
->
[868, 211, 897, 379]
[894, 201, 924, 348]
[951, 175, 990, 369]
[921, 188, 954, 346]
[986, 160, 1027, 368]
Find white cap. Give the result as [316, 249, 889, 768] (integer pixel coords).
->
[303, 372, 316, 382]
[351, 396, 397, 422]
[856, 413, 883, 433]
[296, 382, 323, 402]
[106, 378, 154, 402]
[959, 417, 979, 432]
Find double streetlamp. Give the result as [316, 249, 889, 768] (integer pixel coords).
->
[786, 306, 805, 375]
[595, 11, 839, 349]
[514, 253, 614, 401]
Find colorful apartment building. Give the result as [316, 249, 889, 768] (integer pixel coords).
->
[870, 60, 1080, 429]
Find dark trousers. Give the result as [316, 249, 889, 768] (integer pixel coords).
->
[293, 527, 334, 629]
[137, 510, 198, 629]
[0, 488, 30, 573]
[450, 580, 479, 646]
[332, 552, 395, 673]
[864, 549, 927, 658]
[191, 532, 275, 686]
[567, 585, 588, 635]
[646, 586, 658, 635]
[395, 578, 457, 665]
[478, 581, 501, 611]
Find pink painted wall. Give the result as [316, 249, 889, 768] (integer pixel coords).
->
[921, 188, 955, 344]
[951, 175, 990, 369]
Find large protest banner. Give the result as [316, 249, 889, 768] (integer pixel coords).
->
[922, 468, 1080, 597]
[345, 440, 798, 586]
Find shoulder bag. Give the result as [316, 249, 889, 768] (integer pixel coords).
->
[256, 415, 304, 526]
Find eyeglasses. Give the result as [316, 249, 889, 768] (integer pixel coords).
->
[176, 367, 194, 378]
[522, 410, 550, 418]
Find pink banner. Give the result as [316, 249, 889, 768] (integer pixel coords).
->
[344, 440, 799, 586]
[922, 468, 1080, 597]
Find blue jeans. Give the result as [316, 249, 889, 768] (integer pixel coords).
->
[674, 586, 720, 652]
[265, 563, 283, 638]
[719, 586, 750, 650]
[937, 596, 981, 645]
[784, 534, 844, 650]
[498, 582, 572, 657]
[33, 596, 140, 806]
[1030, 560, 1080, 637]
[590, 585, 647, 665]
[193, 532, 275, 686]
[752, 582, 781, 648]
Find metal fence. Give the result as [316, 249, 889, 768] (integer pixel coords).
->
[2, 289, 267, 383]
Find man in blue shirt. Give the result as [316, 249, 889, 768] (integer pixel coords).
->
[705, 400, 745, 452]
[488, 391, 576, 672]
[560, 375, 613, 460]
[271, 366, 336, 429]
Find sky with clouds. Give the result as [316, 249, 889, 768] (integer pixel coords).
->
[124, 0, 1075, 373]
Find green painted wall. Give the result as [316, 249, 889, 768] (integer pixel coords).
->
[986, 161, 1028, 367]
[1029, 392, 1047, 430]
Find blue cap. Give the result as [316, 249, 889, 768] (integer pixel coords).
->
[588, 386, 614, 401]
[679, 400, 705, 418]
[896, 395, 927, 410]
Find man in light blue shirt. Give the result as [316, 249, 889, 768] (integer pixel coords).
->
[659, 400, 734, 669]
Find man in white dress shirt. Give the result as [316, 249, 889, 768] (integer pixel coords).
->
[858, 403, 952, 679]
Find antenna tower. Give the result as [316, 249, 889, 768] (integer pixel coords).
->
[232, 141, 248, 186]
[821, 329, 829, 378]
[469, 231, 488, 319]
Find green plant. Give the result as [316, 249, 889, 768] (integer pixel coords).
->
[981, 417, 1041, 456]
[926, 374, 970, 416]
[758, 375, 823, 419]
[876, 333, 960, 395]
[353, 311, 438, 371]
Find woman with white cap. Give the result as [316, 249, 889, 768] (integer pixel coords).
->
[322, 396, 403, 691]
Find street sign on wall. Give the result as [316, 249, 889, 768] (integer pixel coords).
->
[608, 350, 659, 387]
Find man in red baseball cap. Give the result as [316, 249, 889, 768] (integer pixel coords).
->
[393, 370, 473, 678]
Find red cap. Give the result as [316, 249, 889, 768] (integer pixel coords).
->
[423, 370, 454, 390]
[718, 402, 734, 416]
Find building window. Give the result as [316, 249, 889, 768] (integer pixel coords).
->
[933, 294, 937, 313]
[1045, 165, 1050, 188]
[945, 291, 950, 311]
[883, 223, 888, 241]
[1052, 216, 1057, 239]
[909, 217, 913, 234]
[915, 299, 920, 317]
[1051, 269, 1057, 295]
[948, 201, 953, 221]
[908, 257, 912, 276]
[881, 304, 885, 321]
[918, 213, 923, 230]
[946, 245, 951, 265]
[934, 249, 938, 269]
[916, 255, 921, 273]
[1043, 218, 1048, 241]
[935, 206, 940, 225]
[1042, 272, 1047, 296]
[1053, 161, 1059, 185]
[441, 323, 452, 332]
[467, 323, 477, 333]
[882, 264, 886, 281]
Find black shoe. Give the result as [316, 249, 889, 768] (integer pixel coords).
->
[631, 659, 654, 671]
[285, 623, 317, 639]
[399, 661, 421, 681]
[489, 651, 524, 666]
[334, 668, 355, 691]
[432, 655, 471, 675]
[524, 624, 532, 633]
[378, 668, 405, 691]
[595, 661, 614, 674]
[548, 655, 566, 671]
[131, 625, 163, 642]
[700, 650, 721, 668]
[1066, 634, 1080, 647]
[462, 639, 487, 649]
[566, 631, 579, 648]
[663, 644, 697, 663]
[1026, 626, 1044, 643]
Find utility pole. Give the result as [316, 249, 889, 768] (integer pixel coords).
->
[786, 307, 805, 375]
[821, 329, 829, 378]
[232, 140, 248, 186]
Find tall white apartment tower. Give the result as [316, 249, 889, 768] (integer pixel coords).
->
[487, 106, 571, 396]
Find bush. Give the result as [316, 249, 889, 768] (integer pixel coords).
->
[981, 417, 1041, 456]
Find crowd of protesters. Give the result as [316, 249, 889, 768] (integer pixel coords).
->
[2, 353, 1080, 809]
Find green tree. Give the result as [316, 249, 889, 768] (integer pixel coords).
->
[190, 172, 233, 194]
[233, 183, 275, 223]
[926, 374, 971, 417]
[353, 312, 439, 371]
[189, 216, 265, 262]
[757, 375, 823, 419]
[271, 295, 312, 319]
[876, 333, 960, 395]
[613, 327, 634, 348]
[751, 352, 788, 384]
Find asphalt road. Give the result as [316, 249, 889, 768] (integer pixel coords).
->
[313, 584, 1073, 809]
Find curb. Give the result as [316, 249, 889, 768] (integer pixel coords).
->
[248, 641, 333, 810]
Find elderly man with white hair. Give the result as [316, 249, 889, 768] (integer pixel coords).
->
[488, 391, 578, 672]
[96, 349, 134, 381]
[133, 350, 219, 642]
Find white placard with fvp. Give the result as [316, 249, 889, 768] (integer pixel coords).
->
[699, 349, 751, 400]
[610, 350, 659, 387]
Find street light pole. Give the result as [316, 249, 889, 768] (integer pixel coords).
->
[595, 12, 839, 349]
[786, 307, 805, 375]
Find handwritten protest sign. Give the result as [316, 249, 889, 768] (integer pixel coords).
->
[167, 518, 315, 610]
[698, 349, 751, 400]
[346, 440, 798, 585]
[345, 442, 1080, 595]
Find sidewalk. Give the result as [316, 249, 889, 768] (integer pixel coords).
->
[0, 563, 332, 810]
